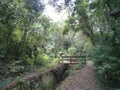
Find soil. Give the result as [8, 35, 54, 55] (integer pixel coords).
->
[56, 61, 100, 90]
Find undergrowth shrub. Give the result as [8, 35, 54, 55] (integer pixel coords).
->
[91, 44, 120, 88]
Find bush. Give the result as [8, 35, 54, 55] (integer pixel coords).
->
[67, 47, 77, 55]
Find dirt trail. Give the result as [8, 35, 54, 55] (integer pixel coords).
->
[56, 61, 100, 90]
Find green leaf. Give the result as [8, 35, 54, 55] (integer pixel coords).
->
[15, 76, 25, 83]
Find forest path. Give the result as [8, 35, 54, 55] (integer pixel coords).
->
[56, 61, 100, 90]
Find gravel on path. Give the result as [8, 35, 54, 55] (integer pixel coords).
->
[56, 61, 100, 90]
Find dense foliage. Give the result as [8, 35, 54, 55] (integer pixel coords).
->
[0, 0, 57, 80]
[0, 0, 85, 81]
[1, 0, 120, 89]
[62, 0, 120, 89]
[90, 0, 120, 88]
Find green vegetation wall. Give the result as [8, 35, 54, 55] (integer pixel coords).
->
[72, 0, 120, 88]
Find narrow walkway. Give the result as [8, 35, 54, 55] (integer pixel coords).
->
[56, 61, 100, 90]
